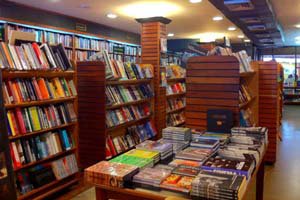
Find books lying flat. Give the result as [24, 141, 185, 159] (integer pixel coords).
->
[110, 154, 154, 169]
[191, 171, 247, 200]
[231, 126, 268, 145]
[85, 161, 139, 188]
[173, 165, 200, 177]
[190, 137, 220, 150]
[162, 127, 191, 141]
[158, 139, 189, 154]
[160, 174, 193, 193]
[133, 167, 172, 187]
[175, 147, 214, 162]
[200, 132, 231, 146]
[125, 149, 159, 164]
[135, 140, 173, 160]
[168, 159, 202, 168]
[202, 156, 255, 179]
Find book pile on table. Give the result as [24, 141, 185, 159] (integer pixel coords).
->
[200, 131, 231, 146]
[126, 149, 160, 164]
[190, 137, 220, 151]
[169, 159, 202, 168]
[110, 154, 154, 169]
[158, 139, 189, 154]
[133, 167, 172, 188]
[191, 171, 247, 200]
[136, 140, 173, 160]
[160, 174, 194, 194]
[231, 127, 268, 146]
[175, 147, 214, 163]
[84, 161, 139, 188]
[162, 127, 191, 141]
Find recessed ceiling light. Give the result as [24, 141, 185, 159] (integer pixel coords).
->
[192, 32, 225, 42]
[168, 33, 175, 37]
[213, 16, 223, 21]
[295, 24, 300, 28]
[295, 36, 300, 40]
[244, 39, 251, 42]
[238, 35, 245, 39]
[106, 13, 118, 19]
[228, 26, 236, 31]
[189, 0, 202, 3]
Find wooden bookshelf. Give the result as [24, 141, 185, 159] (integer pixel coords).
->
[186, 56, 240, 130]
[77, 61, 155, 168]
[0, 63, 80, 199]
[167, 106, 186, 114]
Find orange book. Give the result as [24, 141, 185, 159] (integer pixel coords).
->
[1, 42, 15, 69]
[13, 81, 24, 102]
[7, 80, 21, 103]
[31, 78, 43, 100]
[37, 78, 50, 99]
[52, 78, 65, 98]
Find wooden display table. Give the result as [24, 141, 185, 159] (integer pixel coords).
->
[90, 150, 266, 200]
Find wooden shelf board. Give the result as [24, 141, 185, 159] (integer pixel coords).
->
[166, 92, 186, 98]
[2, 70, 75, 78]
[284, 94, 300, 97]
[283, 86, 300, 89]
[107, 115, 151, 133]
[75, 47, 100, 51]
[9, 122, 77, 140]
[5, 96, 76, 109]
[284, 101, 300, 105]
[106, 98, 151, 110]
[17, 174, 79, 200]
[166, 77, 185, 83]
[14, 148, 76, 172]
[240, 71, 256, 78]
[167, 106, 186, 114]
[239, 96, 256, 109]
[106, 79, 152, 85]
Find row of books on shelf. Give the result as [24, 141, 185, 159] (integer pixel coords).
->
[239, 84, 252, 105]
[106, 103, 151, 128]
[106, 121, 157, 159]
[2, 77, 77, 104]
[207, 46, 253, 73]
[45, 32, 73, 47]
[86, 126, 267, 198]
[167, 111, 185, 127]
[10, 129, 74, 169]
[0, 42, 72, 71]
[240, 108, 255, 127]
[166, 64, 186, 78]
[106, 84, 154, 106]
[103, 51, 153, 80]
[75, 50, 97, 61]
[166, 83, 186, 95]
[7, 103, 77, 136]
[167, 98, 186, 113]
[16, 154, 78, 196]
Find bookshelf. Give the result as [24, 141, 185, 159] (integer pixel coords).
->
[77, 61, 155, 169]
[0, 20, 141, 63]
[0, 42, 80, 199]
[185, 56, 240, 130]
[254, 61, 281, 163]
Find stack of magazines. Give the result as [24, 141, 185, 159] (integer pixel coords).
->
[133, 167, 172, 188]
[191, 171, 247, 200]
[175, 147, 214, 163]
[135, 140, 173, 160]
[190, 137, 220, 151]
[110, 154, 154, 169]
[125, 149, 160, 164]
[162, 127, 191, 141]
[158, 138, 189, 154]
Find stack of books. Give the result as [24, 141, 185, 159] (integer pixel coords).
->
[136, 140, 173, 160]
[190, 137, 220, 151]
[2, 77, 77, 104]
[110, 154, 154, 169]
[10, 129, 73, 168]
[106, 104, 151, 128]
[133, 167, 172, 188]
[200, 131, 231, 146]
[106, 121, 157, 159]
[0, 42, 72, 71]
[7, 103, 77, 136]
[231, 127, 268, 145]
[172, 165, 200, 177]
[160, 174, 194, 193]
[162, 127, 191, 141]
[168, 159, 202, 168]
[106, 84, 153, 106]
[85, 161, 139, 188]
[175, 147, 214, 163]
[191, 171, 247, 200]
[103, 51, 153, 80]
[166, 83, 186, 95]
[124, 149, 160, 164]
[158, 138, 189, 154]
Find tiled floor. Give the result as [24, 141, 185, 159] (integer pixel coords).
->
[72, 105, 300, 200]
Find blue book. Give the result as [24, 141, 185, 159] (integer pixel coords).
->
[59, 129, 71, 150]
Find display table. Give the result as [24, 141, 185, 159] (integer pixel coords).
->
[89, 150, 266, 200]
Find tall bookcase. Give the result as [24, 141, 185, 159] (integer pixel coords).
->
[0, 21, 141, 62]
[77, 61, 155, 169]
[0, 67, 80, 199]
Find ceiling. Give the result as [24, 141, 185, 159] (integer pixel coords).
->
[7, 0, 248, 43]
[269, 0, 300, 46]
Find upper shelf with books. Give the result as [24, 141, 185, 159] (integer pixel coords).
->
[2, 70, 75, 78]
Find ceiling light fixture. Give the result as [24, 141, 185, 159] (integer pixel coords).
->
[295, 36, 300, 40]
[168, 33, 175, 37]
[238, 35, 245, 39]
[213, 16, 223, 21]
[295, 24, 300, 28]
[189, 0, 202, 3]
[228, 26, 236, 31]
[106, 13, 118, 19]
[192, 32, 225, 42]
[244, 39, 251, 42]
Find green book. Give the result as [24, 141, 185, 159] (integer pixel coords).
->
[109, 154, 153, 169]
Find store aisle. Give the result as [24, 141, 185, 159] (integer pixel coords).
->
[264, 105, 300, 200]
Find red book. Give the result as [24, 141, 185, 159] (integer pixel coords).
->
[107, 136, 117, 156]
[15, 108, 27, 134]
[106, 143, 112, 159]
[31, 43, 47, 69]
[31, 78, 43, 100]
[120, 108, 128, 122]
[143, 105, 150, 115]
[7, 80, 20, 103]
[10, 143, 21, 168]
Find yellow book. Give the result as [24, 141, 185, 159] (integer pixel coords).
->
[52, 78, 65, 98]
[48, 81, 58, 99]
[29, 107, 41, 131]
[125, 149, 159, 159]
[7, 111, 16, 136]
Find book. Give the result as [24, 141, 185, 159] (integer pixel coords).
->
[110, 154, 154, 169]
[133, 167, 172, 187]
[160, 174, 193, 193]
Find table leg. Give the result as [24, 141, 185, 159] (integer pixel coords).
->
[96, 187, 108, 200]
[256, 160, 265, 200]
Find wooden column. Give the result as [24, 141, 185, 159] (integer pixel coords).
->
[137, 17, 171, 137]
